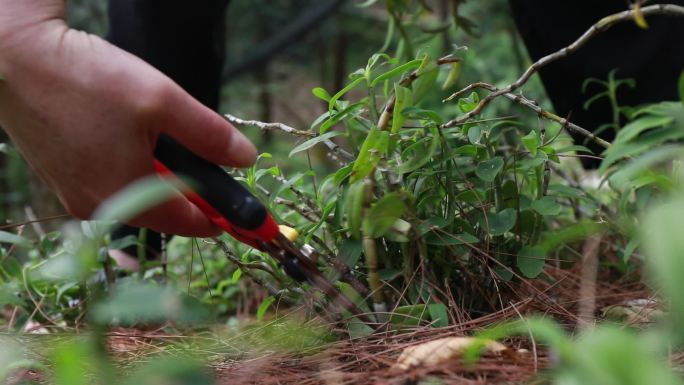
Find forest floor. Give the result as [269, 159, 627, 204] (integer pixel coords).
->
[7, 262, 661, 385]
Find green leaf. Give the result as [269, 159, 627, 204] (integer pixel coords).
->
[379, 268, 402, 281]
[363, 193, 407, 238]
[338, 238, 363, 267]
[257, 296, 276, 320]
[0, 231, 31, 248]
[541, 146, 560, 163]
[370, 59, 422, 87]
[517, 246, 546, 278]
[385, 218, 411, 242]
[614, 114, 673, 144]
[679, 70, 684, 106]
[428, 303, 449, 327]
[522, 130, 540, 156]
[107, 234, 138, 251]
[601, 126, 684, 174]
[482, 208, 517, 236]
[351, 127, 390, 183]
[454, 144, 478, 156]
[52, 340, 91, 385]
[396, 126, 440, 174]
[412, 67, 439, 103]
[476, 157, 504, 182]
[333, 164, 353, 186]
[289, 132, 343, 157]
[389, 304, 428, 327]
[338, 282, 373, 337]
[401, 107, 443, 125]
[92, 282, 209, 325]
[231, 269, 242, 284]
[556, 145, 594, 154]
[0, 283, 24, 306]
[642, 199, 684, 341]
[416, 217, 450, 236]
[425, 232, 479, 245]
[312, 87, 331, 102]
[467, 126, 482, 144]
[457, 92, 480, 113]
[531, 197, 562, 216]
[122, 357, 212, 385]
[320, 101, 365, 133]
[345, 181, 367, 239]
[608, 145, 684, 188]
[623, 237, 640, 263]
[310, 111, 332, 130]
[538, 221, 604, 254]
[548, 184, 586, 199]
[441, 61, 461, 90]
[328, 77, 365, 112]
[93, 176, 183, 225]
[391, 84, 413, 133]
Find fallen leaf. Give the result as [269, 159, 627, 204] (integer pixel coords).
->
[392, 337, 507, 370]
[601, 300, 664, 326]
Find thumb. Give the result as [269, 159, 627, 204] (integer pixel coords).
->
[158, 86, 257, 168]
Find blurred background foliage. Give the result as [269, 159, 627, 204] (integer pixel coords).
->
[3, 0, 684, 384]
[3, 0, 552, 323]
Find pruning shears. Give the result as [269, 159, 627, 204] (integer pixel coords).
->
[153, 134, 374, 326]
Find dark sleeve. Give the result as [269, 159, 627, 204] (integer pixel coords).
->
[106, 0, 230, 110]
[508, 0, 684, 167]
[106, 1, 230, 256]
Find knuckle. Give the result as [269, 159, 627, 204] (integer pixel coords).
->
[133, 80, 174, 119]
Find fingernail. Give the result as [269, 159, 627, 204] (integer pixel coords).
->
[228, 131, 257, 167]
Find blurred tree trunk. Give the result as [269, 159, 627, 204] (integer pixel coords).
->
[256, 6, 273, 145]
[0, 129, 8, 222]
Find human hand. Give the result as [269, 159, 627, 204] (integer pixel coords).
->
[0, 0, 257, 236]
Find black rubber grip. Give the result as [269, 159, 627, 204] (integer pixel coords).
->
[154, 134, 267, 230]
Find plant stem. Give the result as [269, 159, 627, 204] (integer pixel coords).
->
[137, 228, 147, 280]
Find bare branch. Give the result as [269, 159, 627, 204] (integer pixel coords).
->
[377, 57, 462, 130]
[224, 113, 354, 161]
[213, 238, 283, 296]
[224, 113, 315, 137]
[440, 3, 684, 148]
[448, 82, 611, 148]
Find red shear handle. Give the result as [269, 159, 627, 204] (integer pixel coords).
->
[153, 135, 279, 249]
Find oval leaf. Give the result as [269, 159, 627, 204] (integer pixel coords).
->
[289, 132, 343, 157]
[363, 193, 406, 238]
[476, 157, 504, 182]
[363, 193, 407, 238]
[483, 208, 517, 236]
[531, 197, 562, 216]
[517, 246, 546, 278]
[0, 231, 31, 248]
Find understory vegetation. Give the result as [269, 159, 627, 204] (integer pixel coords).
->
[2, 1, 684, 384]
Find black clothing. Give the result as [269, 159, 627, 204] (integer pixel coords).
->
[107, 0, 230, 258]
[107, 0, 230, 110]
